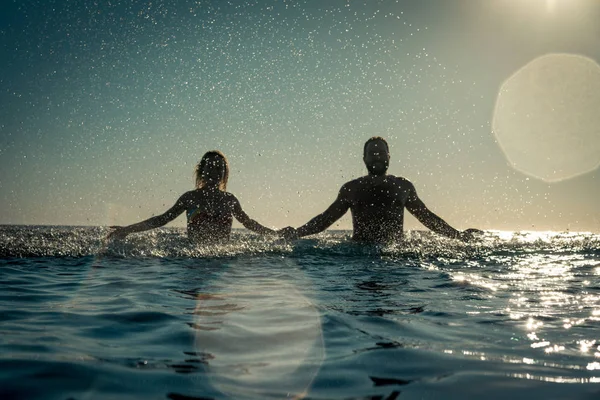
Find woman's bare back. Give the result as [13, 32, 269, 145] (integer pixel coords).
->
[182, 189, 235, 243]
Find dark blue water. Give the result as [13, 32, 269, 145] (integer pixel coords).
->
[1, 226, 600, 399]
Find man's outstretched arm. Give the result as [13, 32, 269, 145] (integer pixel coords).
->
[285, 186, 350, 239]
[405, 185, 476, 241]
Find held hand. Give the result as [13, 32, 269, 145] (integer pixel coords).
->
[278, 226, 299, 241]
[107, 226, 129, 240]
[457, 228, 483, 242]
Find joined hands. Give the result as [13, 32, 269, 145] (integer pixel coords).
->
[107, 226, 130, 240]
[278, 226, 299, 241]
[457, 228, 484, 242]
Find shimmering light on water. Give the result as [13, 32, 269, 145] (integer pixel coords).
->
[508, 373, 600, 384]
[492, 53, 600, 182]
[587, 362, 600, 370]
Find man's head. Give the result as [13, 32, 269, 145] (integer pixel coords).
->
[363, 136, 390, 176]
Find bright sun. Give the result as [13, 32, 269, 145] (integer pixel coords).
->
[544, 0, 557, 12]
[500, 0, 590, 14]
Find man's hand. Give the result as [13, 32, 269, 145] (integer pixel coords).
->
[107, 226, 129, 240]
[457, 228, 483, 242]
[278, 226, 299, 241]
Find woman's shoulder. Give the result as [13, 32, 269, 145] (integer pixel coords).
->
[222, 191, 238, 201]
[173, 190, 196, 207]
[179, 189, 199, 200]
[180, 189, 237, 204]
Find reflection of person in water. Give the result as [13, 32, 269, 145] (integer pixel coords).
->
[108, 150, 276, 243]
[281, 137, 481, 244]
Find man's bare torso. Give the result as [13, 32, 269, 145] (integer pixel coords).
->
[340, 175, 415, 243]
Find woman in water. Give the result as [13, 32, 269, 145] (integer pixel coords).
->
[108, 150, 276, 243]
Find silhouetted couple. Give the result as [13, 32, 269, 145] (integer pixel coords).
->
[108, 137, 480, 244]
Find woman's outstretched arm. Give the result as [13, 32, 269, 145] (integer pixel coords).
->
[108, 193, 188, 239]
[230, 195, 276, 235]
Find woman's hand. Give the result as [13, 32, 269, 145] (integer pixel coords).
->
[278, 226, 299, 241]
[457, 228, 484, 242]
[107, 226, 130, 240]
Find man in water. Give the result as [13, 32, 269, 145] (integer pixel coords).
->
[280, 137, 480, 243]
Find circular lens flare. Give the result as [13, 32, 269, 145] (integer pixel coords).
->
[192, 259, 324, 399]
[493, 53, 600, 182]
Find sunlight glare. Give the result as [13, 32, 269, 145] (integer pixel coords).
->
[498, 0, 590, 15]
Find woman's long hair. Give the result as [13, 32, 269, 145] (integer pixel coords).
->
[195, 150, 229, 191]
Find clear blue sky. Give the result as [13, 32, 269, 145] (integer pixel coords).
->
[1, 0, 599, 232]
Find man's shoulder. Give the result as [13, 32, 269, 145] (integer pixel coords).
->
[341, 175, 415, 191]
[342, 177, 363, 186]
[340, 177, 366, 192]
[387, 174, 413, 186]
[347, 174, 413, 184]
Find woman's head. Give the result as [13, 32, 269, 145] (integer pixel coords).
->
[195, 150, 229, 190]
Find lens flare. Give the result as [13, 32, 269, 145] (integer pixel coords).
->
[493, 53, 600, 182]
[192, 258, 324, 399]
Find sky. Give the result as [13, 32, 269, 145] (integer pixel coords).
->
[1, 0, 599, 232]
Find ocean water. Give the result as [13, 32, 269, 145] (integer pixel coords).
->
[1, 226, 600, 400]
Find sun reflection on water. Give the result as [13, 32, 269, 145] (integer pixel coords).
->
[448, 230, 600, 382]
[507, 373, 600, 384]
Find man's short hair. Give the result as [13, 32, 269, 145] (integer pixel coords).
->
[363, 136, 389, 157]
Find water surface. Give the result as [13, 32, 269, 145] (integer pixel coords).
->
[1, 226, 599, 399]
